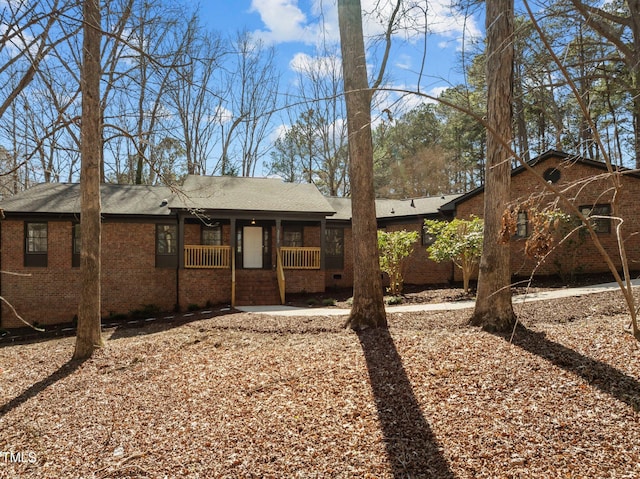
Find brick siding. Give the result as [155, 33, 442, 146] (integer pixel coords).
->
[455, 156, 640, 280]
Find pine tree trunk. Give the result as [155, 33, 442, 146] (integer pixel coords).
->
[74, 0, 103, 360]
[338, 0, 386, 330]
[470, 0, 516, 331]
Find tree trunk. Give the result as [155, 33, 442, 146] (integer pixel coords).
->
[470, 0, 516, 331]
[630, 0, 640, 169]
[338, 0, 386, 330]
[74, 0, 103, 360]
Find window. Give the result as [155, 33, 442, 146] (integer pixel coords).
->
[516, 211, 528, 238]
[325, 227, 344, 269]
[202, 225, 222, 245]
[543, 167, 561, 183]
[580, 204, 611, 234]
[283, 225, 303, 247]
[156, 224, 178, 268]
[422, 227, 435, 246]
[25, 222, 48, 267]
[72, 223, 81, 267]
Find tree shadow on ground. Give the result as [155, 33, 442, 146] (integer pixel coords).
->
[357, 328, 455, 478]
[0, 358, 86, 417]
[499, 325, 640, 411]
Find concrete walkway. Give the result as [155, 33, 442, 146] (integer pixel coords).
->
[235, 279, 640, 317]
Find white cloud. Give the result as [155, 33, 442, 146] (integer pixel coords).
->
[251, 0, 480, 52]
[395, 53, 412, 70]
[213, 106, 234, 125]
[373, 83, 447, 122]
[250, 0, 322, 44]
[289, 52, 341, 77]
[359, 0, 481, 51]
[272, 122, 290, 141]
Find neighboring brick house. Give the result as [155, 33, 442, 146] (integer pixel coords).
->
[441, 149, 640, 281]
[2, 149, 638, 329]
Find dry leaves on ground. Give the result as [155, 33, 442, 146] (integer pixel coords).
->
[1, 289, 639, 478]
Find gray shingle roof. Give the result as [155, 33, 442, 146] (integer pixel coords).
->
[326, 195, 462, 221]
[0, 177, 459, 221]
[0, 183, 173, 216]
[173, 175, 336, 215]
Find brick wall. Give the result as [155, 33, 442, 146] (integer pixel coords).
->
[101, 222, 176, 316]
[455, 155, 640, 279]
[1, 219, 177, 328]
[284, 269, 325, 294]
[179, 269, 232, 308]
[384, 222, 454, 285]
[1, 220, 81, 328]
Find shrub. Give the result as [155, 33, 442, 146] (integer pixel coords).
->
[385, 296, 404, 305]
[424, 216, 484, 293]
[378, 230, 420, 295]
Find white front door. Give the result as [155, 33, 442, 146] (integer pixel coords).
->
[243, 226, 263, 268]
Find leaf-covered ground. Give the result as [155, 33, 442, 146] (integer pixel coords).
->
[1, 289, 639, 478]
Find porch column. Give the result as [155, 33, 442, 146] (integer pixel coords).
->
[230, 218, 236, 308]
[320, 218, 326, 270]
[230, 217, 237, 265]
[177, 213, 185, 269]
[275, 219, 281, 251]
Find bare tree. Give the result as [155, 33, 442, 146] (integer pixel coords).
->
[74, 0, 103, 360]
[289, 47, 350, 196]
[220, 31, 279, 176]
[168, 18, 224, 175]
[0, 0, 66, 120]
[470, 0, 517, 331]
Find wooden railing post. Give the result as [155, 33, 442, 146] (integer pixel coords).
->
[276, 248, 286, 304]
[231, 248, 236, 308]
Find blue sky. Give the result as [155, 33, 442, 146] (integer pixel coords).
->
[195, 0, 484, 175]
[198, 0, 483, 105]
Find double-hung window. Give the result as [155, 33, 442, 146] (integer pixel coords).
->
[515, 211, 528, 238]
[325, 227, 344, 269]
[72, 223, 81, 267]
[156, 224, 178, 268]
[25, 222, 48, 267]
[580, 204, 611, 234]
[202, 225, 222, 245]
[283, 225, 303, 247]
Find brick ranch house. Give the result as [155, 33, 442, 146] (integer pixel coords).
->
[1, 149, 638, 328]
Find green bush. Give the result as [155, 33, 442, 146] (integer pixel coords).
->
[385, 296, 404, 305]
[424, 216, 484, 293]
[378, 230, 420, 295]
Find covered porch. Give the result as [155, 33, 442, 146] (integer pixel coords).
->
[171, 175, 336, 308]
[178, 216, 327, 307]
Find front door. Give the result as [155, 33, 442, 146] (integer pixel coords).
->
[243, 226, 263, 268]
